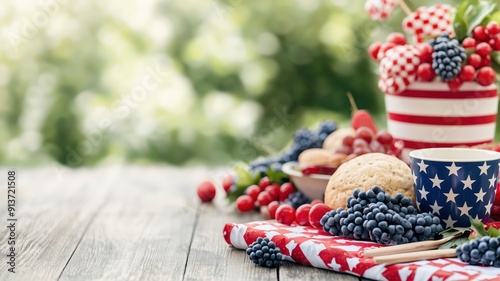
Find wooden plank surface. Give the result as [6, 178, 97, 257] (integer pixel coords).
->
[280, 261, 359, 281]
[0, 167, 120, 280]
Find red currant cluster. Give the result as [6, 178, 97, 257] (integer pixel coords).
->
[271, 200, 332, 227]
[236, 177, 295, 212]
[369, 32, 407, 61]
[335, 127, 403, 161]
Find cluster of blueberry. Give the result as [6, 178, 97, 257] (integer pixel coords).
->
[457, 236, 500, 267]
[246, 237, 283, 268]
[321, 186, 443, 245]
[429, 33, 467, 81]
[284, 191, 311, 209]
[249, 121, 337, 174]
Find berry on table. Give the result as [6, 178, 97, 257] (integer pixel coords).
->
[473, 26, 489, 42]
[258, 177, 271, 191]
[456, 236, 500, 267]
[265, 184, 280, 201]
[476, 42, 492, 57]
[197, 180, 216, 202]
[476, 67, 496, 86]
[257, 191, 273, 207]
[295, 204, 312, 226]
[417, 63, 436, 81]
[462, 37, 477, 49]
[275, 205, 296, 225]
[222, 174, 234, 193]
[355, 127, 375, 143]
[386, 32, 407, 46]
[486, 21, 500, 36]
[459, 65, 476, 82]
[285, 191, 311, 209]
[369, 41, 383, 61]
[267, 201, 280, 219]
[309, 203, 332, 229]
[467, 53, 482, 69]
[311, 199, 323, 206]
[236, 195, 255, 212]
[245, 185, 261, 201]
[246, 237, 283, 268]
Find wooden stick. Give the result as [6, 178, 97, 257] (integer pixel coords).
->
[373, 248, 456, 264]
[364, 235, 458, 258]
[397, 0, 412, 16]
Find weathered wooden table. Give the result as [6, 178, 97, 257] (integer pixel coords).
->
[0, 166, 364, 280]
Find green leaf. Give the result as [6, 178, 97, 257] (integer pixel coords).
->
[487, 226, 500, 237]
[469, 216, 488, 238]
[438, 227, 471, 249]
[226, 163, 261, 203]
[266, 167, 289, 184]
[453, 1, 471, 41]
[466, 1, 497, 35]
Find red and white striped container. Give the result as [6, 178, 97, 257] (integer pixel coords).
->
[385, 82, 498, 161]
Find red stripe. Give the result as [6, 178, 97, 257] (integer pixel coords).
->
[388, 113, 497, 126]
[398, 139, 493, 149]
[387, 89, 498, 99]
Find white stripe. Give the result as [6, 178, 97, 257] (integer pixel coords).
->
[407, 82, 497, 91]
[385, 95, 498, 117]
[388, 121, 496, 143]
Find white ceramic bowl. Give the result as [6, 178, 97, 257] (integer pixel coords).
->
[281, 162, 331, 200]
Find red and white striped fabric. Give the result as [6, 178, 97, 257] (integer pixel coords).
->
[223, 221, 500, 281]
[402, 5, 454, 43]
[385, 82, 498, 161]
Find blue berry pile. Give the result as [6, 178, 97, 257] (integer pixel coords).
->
[249, 121, 337, 174]
[285, 191, 311, 209]
[246, 237, 283, 268]
[457, 236, 500, 267]
[320, 186, 443, 245]
[429, 33, 467, 81]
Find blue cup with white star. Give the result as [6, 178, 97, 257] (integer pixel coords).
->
[409, 148, 500, 228]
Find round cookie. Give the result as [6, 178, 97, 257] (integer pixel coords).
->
[324, 153, 414, 209]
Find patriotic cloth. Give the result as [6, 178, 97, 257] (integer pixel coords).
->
[384, 82, 498, 160]
[378, 45, 420, 95]
[223, 221, 500, 280]
[365, 0, 398, 21]
[402, 5, 454, 43]
[410, 155, 500, 228]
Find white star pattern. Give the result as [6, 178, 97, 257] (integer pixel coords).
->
[398, 266, 412, 281]
[430, 200, 442, 214]
[479, 162, 491, 175]
[457, 202, 472, 217]
[418, 186, 429, 201]
[346, 257, 359, 271]
[461, 175, 475, 190]
[485, 201, 493, 215]
[412, 171, 418, 185]
[417, 159, 428, 173]
[327, 257, 341, 271]
[444, 188, 458, 203]
[443, 215, 456, 228]
[430, 174, 444, 188]
[475, 188, 487, 203]
[489, 174, 497, 188]
[446, 162, 461, 176]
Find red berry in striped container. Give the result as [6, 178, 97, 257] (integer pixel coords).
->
[402, 5, 454, 43]
[364, 0, 397, 21]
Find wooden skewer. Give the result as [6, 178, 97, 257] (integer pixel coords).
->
[397, 0, 412, 16]
[364, 234, 459, 258]
[373, 248, 456, 265]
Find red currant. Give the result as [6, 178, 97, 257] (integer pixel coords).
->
[482, 55, 492, 67]
[390, 140, 404, 157]
[236, 195, 255, 212]
[336, 145, 352, 155]
[275, 205, 296, 225]
[476, 66, 496, 86]
[462, 37, 477, 49]
[489, 37, 500, 51]
[308, 203, 332, 229]
[295, 204, 312, 226]
[487, 21, 500, 36]
[257, 191, 273, 207]
[415, 43, 433, 63]
[375, 131, 393, 145]
[377, 42, 396, 60]
[258, 177, 271, 191]
[368, 41, 382, 61]
[197, 180, 216, 202]
[459, 65, 476, 82]
[386, 32, 407, 46]
[267, 201, 280, 219]
[245, 185, 261, 201]
[265, 184, 280, 201]
[369, 140, 385, 153]
[447, 77, 463, 91]
[467, 54, 482, 68]
[476, 42, 492, 57]
[279, 182, 295, 202]
[473, 26, 489, 42]
[311, 199, 323, 205]
[342, 135, 355, 147]
[353, 138, 370, 149]
[417, 63, 436, 81]
[222, 174, 234, 193]
[355, 127, 374, 143]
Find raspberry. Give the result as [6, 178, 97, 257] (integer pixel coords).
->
[430, 33, 466, 81]
[473, 26, 489, 42]
[246, 237, 283, 268]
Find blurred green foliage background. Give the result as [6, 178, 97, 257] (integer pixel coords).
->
[0, 0, 485, 167]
